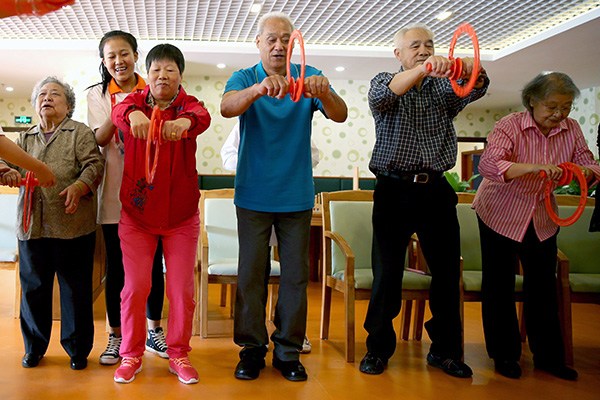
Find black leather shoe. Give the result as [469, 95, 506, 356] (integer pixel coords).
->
[535, 363, 578, 381]
[494, 359, 521, 379]
[234, 357, 266, 380]
[427, 352, 473, 378]
[70, 357, 88, 370]
[359, 352, 387, 375]
[272, 357, 307, 382]
[22, 353, 43, 368]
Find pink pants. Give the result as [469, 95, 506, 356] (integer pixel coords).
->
[118, 210, 199, 359]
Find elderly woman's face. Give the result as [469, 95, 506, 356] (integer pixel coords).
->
[531, 93, 573, 134]
[35, 82, 70, 122]
[148, 59, 182, 103]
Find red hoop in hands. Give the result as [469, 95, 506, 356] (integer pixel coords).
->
[539, 162, 588, 227]
[286, 30, 306, 102]
[426, 23, 480, 98]
[145, 105, 189, 185]
[19, 171, 38, 233]
[146, 106, 164, 185]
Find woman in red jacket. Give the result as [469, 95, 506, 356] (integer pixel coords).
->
[111, 44, 211, 385]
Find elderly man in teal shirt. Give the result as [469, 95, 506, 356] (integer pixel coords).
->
[220, 11, 347, 382]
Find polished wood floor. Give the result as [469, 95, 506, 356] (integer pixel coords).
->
[0, 268, 599, 400]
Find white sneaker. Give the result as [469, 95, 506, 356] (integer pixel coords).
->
[99, 333, 122, 365]
[301, 336, 312, 354]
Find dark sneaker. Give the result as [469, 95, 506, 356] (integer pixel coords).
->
[99, 333, 122, 365]
[427, 352, 473, 378]
[359, 352, 387, 375]
[146, 327, 168, 358]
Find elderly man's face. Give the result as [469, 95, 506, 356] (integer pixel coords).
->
[256, 17, 292, 75]
[395, 28, 435, 70]
[35, 82, 70, 122]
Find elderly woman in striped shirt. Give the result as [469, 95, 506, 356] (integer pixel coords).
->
[472, 72, 600, 381]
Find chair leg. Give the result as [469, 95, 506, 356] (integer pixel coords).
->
[400, 300, 412, 341]
[268, 284, 279, 322]
[345, 288, 355, 363]
[14, 262, 20, 319]
[320, 284, 332, 340]
[518, 302, 527, 342]
[200, 273, 209, 338]
[220, 284, 227, 307]
[412, 299, 426, 341]
[229, 284, 237, 319]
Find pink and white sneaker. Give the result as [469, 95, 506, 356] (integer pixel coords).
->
[169, 357, 199, 384]
[114, 357, 142, 383]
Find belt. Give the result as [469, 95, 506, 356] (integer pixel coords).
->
[378, 170, 443, 184]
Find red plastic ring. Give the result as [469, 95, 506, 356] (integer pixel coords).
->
[540, 162, 588, 226]
[448, 23, 480, 97]
[286, 30, 306, 102]
[20, 171, 38, 233]
[145, 106, 162, 185]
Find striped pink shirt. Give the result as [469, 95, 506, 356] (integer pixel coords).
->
[473, 111, 600, 242]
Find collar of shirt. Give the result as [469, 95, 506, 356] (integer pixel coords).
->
[108, 73, 146, 95]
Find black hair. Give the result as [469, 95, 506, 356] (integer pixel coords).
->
[521, 72, 580, 112]
[89, 30, 138, 95]
[145, 44, 185, 74]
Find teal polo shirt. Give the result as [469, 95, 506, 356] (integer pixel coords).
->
[224, 61, 328, 212]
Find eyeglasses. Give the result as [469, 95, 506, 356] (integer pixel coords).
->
[540, 103, 573, 116]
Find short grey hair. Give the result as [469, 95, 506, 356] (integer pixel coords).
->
[521, 71, 580, 112]
[31, 76, 76, 118]
[256, 11, 294, 36]
[393, 23, 434, 49]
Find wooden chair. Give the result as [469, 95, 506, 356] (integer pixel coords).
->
[556, 200, 598, 366]
[195, 188, 280, 337]
[320, 190, 431, 362]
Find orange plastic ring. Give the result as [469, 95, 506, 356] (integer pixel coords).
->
[20, 171, 38, 233]
[448, 23, 480, 98]
[286, 30, 306, 102]
[145, 106, 163, 185]
[540, 162, 588, 227]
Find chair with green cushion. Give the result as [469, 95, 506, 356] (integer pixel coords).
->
[320, 190, 432, 362]
[556, 204, 600, 365]
[196, 189, 280, 337]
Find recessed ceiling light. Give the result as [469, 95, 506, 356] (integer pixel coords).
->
[250, 3, 262, 13]
[217, 63, 226, 69]
[5, 86, 14, 92]
[335, 66, 345, 72]
[436, 10, 452, 21]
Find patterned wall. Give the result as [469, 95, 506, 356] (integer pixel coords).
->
[2, 73, 599, 179]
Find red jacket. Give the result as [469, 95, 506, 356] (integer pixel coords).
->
[112, 86, 211, 229]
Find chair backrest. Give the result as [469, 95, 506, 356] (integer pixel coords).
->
[557, 205, 600, 274]
[321, 190, 374, 276]
[0, 187, 18, 262]
[456, 203, 482, 272]
[200, 189, 238, 265]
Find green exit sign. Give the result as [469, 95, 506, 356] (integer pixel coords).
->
[15, 116, 32, 124]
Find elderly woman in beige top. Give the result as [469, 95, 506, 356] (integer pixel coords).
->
[0, 76, 104, 371]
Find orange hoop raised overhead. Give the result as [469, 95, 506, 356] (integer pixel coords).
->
[540, 162, 588, 227]
[286, 29, 306, 102]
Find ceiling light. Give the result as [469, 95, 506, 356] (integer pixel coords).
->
[250, 3, 262, 13]
[335, 66, 345, 72]
[217, 63, 226, 69]
[436, 11, 452, 21]
[5, 86, 14, 92]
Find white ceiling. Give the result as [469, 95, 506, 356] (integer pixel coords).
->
[0, 0, 599, 109]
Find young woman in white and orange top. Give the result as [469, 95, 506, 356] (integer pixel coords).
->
[87, 30, 168, 366]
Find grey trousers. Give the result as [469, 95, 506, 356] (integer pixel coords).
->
[234, 206, 311, 361]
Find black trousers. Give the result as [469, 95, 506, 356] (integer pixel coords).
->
[364, 175, 463, 360]
[478, 217, 566, 365]
[234, 206, 311, 361]
[18, 232, 96, 358]
[102, 224, 165, 327]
